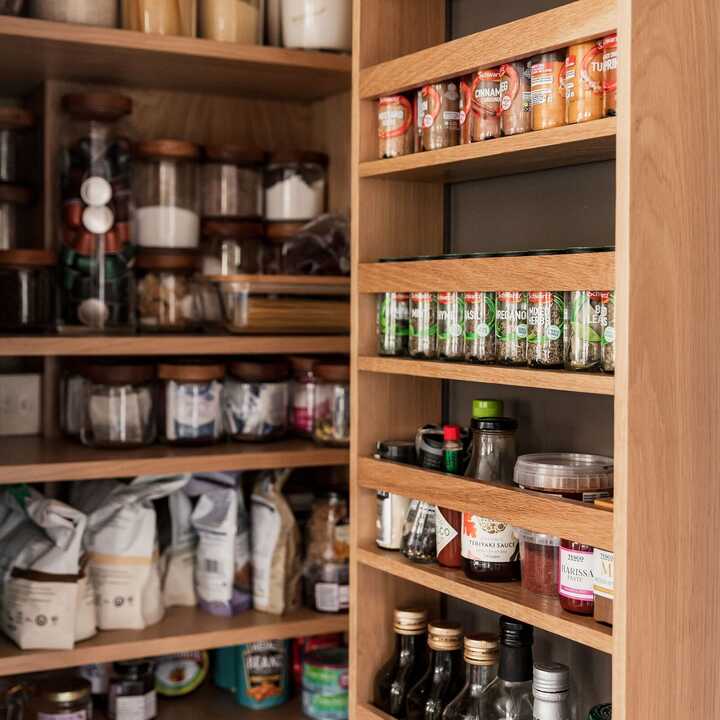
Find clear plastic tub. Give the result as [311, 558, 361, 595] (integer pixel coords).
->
[518, 529, 560, 596]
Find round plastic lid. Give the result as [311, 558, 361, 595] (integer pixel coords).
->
[517, 528, 560, 547]
[472, 399, 503, 418]
[82, 205, 114, 234]
[514, 452, 614, 492]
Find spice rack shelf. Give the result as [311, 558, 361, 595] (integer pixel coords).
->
[358, 356, 614, 395]
[0, 606, 348, 676]
[360, 118, 616, 183]
[356, 545, 612, 655]
[0, 437, 348, 484]
[358, 458, 613, 550]
[0, 16, 352, 99]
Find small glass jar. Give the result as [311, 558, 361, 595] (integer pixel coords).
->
[280, 0, 352, 52]
[470, 69, 502, 141]
[200, 0, 260, 44]
[377, 291, 409, 356]
[80, 363, 157, 448]
[264, 151, 327, 222]
[202, 145, 264, 219]
[564, 290, 607, 371]
[401, 499, 436, 563]
[60, 360, 90, 439]
[134, 139, 200, 249]
[0, 107, 34, 183]
[32, 678, 92, 720]
[289, 355, 318, 437]
[0, 680, 24, 720]
[30, 0, 118, 26]
[0, 183, 31, 250]
[109, 660, 157, 720]
[135, 249, 202, 331]
[223, 358, 290, 441]
[313, 362, 349, 447]
[261, 221, 303, 274]
[496, 291, 528, 365]
[527, 291, 564, 368]
[159, 362, 225, 445]
[559, 539, 595, 615]
[0, 249, 55, 332]
[602, 291, 615, 372]
[518, 529, 560, 596]
[378, 95, 414, 159]
[409, 291, 436, 359]
[121, 0, 196, 36]
[436, 291, 465, 360]
[464, 291, 496, 363]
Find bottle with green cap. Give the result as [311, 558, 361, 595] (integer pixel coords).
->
[472, 398, 504, 419]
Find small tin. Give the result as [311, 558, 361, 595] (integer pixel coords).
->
[302, 648, 349, 720]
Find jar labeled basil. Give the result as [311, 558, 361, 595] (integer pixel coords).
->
[409, 291, 436, 359]
[602, 291, 615, 372]
[436, 291, 465, 360]
[564, 290, 606, 371]
[496, 291, 528, 365]
[377, 292, 409, 356]
[527, 291, 564, 367]
[464, 291, 496, 363]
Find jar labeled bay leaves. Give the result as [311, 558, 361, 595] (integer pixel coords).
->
[377, 291, 409, 356]
[421, 82, 460, 151]
[378, 95, 414, 159]
[436, 291, 465, 360]
[602, 291, 615, 372]
[409, 291, 436, 359]
[496, 291, 528, 365]
[464, 291, 496, 363]
[527, 291, 564, 367]
[564, 290, 607, 371]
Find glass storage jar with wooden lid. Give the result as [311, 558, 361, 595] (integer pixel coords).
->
[264, 151, 327, 222]
[0, 107, 34, 183]
[200, 0, 261, 44]
[0, 1, 25, 16]
[202, 146, 265, 219]
[262, 221, 303, 273]
[134, 139, 200, 250]
[313, 362, 350, 447]
[0, 249, 56, 332]
[30, 0, 117, 26]
[31, 677, 92, 720]
[122, 0, 197, 36]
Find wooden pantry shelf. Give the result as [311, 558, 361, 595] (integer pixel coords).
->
[0, 437, 348, 484]
[0, 16, 351, 99]
[358, 0, 616, 99]
[357, 545, 612, 654]
[358, 251, 615, 293]
[0, 606, 348, 677]
[358, 356, 614, 396]
[358, 457, 613, 550]
[0, 334, 351, 357]
[359, 118, 616, 183]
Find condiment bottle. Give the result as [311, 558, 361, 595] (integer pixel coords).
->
[108, 660, 157, 720]
[378, 95, 415, 159]
[289, 355, 318, 437]
[532, 663, 571, 720]
[464, 290, 496, 363]
[436, 291, 465, 360]
[602, 35, 618, 117]
[499, 60, 532, 136]
[471, 69, 502, 141]
[402, 499, 436, 563]
[436, 425, 463, 569]
[565, 39, 604, 124]
[406, 621, 465, 720]
[373, 608, 429, 718]
[559, 538, 595, 615]
[531, 51, 566, 130]
[421, 82, 460, 151]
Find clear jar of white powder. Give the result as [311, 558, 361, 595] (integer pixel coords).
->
[264, 151, 327, 222]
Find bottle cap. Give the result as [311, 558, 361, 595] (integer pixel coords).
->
[472, 399, 503, 418]
[533, 662, 570, 693]
[443, 424, 461, 442]
[393, 607, 428, 635]
[587, 704, 612, 720]
[464, 633, 499, 665]
[499, 616, 533, 647]
[427, 620, 462, 651]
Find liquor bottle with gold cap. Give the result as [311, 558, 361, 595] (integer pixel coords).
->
[406, 621, 465, 720]
[442, 633, 499, 720]
[374, 608, 429, 718]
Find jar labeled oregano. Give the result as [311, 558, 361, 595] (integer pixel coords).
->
[409, 291, 436, 359]
[564, 290, 606, 371]
[436, 291, 464, 360]
[377, 292, 409, 356]
[527, 291, 564, 367]
[464, 291, 496, 363]
[496, 291, 528, 365]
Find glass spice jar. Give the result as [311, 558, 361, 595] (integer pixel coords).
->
[527, 291, 564, 368]
[0, 107, 34, 184]
[0, 249, 55, 332]
[313, 362, 350, 447]
[158, 362, 225, 445]
[564, 290, 607, 371]
[559, 538, 595, 615]
[603, 35, 618, 117]
[517, 529, 560, 596]
[60, 360, 90, 439]
[264, 151, 327, 222]
[565, 40, 604, 124]
[421, 82, 460, 151]
[499, 60, 532, 136]
[401, 499, 436, 563]
[602, 291, 615, 372]
[32, 677, 92, 720]
[289, 355, 318, 437]
[377, 291, 409, 357]
[202, 145, 264, 219]
[108, 660, 157, 720]
[121, 0, 197, 36]
[471, 69, 502, 141]
[436, 291, 465, 361]
[464, 291, 496, 363]
[378, 95, 415, 159]
[458, 75, 474, 145]
[531, 51, 566, 130]
[496, 291, 528, 365]
[409, 291, 437, 359]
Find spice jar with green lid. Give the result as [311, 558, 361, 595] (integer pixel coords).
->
[377, 291, 409, 356]
[313, 362, 350, 447]
[33, 677, 92, 720]
[436, 291, 465, 360]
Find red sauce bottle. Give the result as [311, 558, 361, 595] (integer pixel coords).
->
[558, 538, 595, 615]
[436, 425, 462, 568]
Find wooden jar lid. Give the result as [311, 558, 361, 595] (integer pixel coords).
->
[0, 107, 34, 130]
[82, 363, 156, 385]
[204, 145, 266, 165]
[0, 184, 31, 204]
[202, 220, 264, 239]
[135, 249, 199, 271]
[0, 248, 56, 266]
[136, 139, 200, 160]
[265, 222, 305, 241]
[228, 358, 290, 382]
[268, 150, 328, 166]
[62, 93, 133, 122]
[158, 363, 226, 382]
[315, 362, 349, 383]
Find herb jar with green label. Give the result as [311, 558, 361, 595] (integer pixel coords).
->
[527, 291, 564, 367]
[377, 291, 409, 356]
[564, 290, 607, 371]
[602, 291, 615, 372]
[436, 291, 465, 360]
[464, 290, 496, 363]
[496, 291, 528, 365]
[409, 291, 437, 359]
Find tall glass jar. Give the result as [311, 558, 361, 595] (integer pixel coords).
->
[0, 184, 31, 250]
[464, 291, 496, 363]
[121, 0, 197, 36]
[200, 0, 261, 43]
[564, 290, 606, 371]
[289, 355, 318, 437]
[134, 139, 200, 250]
[0, 107, 34, 184]
[496, 291, 528, 365]
[202, 145, 264, 219]
[60, 359, 90, 439]
[463, 417, 519, 582]
[59, 92, 135, 332]
[313, 362, 350, 446]
[264, 151, 327, 222]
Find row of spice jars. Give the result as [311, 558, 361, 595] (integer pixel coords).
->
[60, 357, 349, 448]
[378, 34, 618, 158]
[378, 288, 615, 372]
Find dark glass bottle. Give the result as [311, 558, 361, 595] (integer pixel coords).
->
[374, 608, 429, 718]
[406, 621, 464, 720]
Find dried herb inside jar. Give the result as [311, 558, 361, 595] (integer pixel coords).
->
[496, 291, 528, 365]
[564, 290, 605, 371]
[602, 291, 615, 372]
[464, 291, 496, 363]
[409, 292, 436, 359]
[527, 291, 564, 367]
[377, 292, 409, 356]
[436, 291, 465, 360]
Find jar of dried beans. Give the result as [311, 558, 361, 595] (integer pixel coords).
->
[518, 529, 560, 596]
[436, 291, 464, 360]
[464, 291, 496, 363]
[602, 290, 615, 372]
[602, 35, 618, 117]
[564, 290, 607, 371]
[377, 291, 409, 356]
[378, 95, 414, 159]
[531, 51, 566, 130]
[421, 82, 460, 151]
[409, 291, 436, 359]
[499, 61, 532, 136]
[495, 291, 528, 365]
[565, 39, 604, 124]
[471, 69, 501, 141]
[527, 291, 564, 367]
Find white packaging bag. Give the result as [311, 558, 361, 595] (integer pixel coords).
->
[162, 487, 197, 608]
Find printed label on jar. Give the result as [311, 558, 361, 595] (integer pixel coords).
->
[315, 582, 349, 613]
[113, 692, 154, 720]
[559, 546, 594, 601]
[378, 96, 413, 138]
[436, 508, 459, 554]
[593, 548, 614, 599]
[461, 514, 518, 562]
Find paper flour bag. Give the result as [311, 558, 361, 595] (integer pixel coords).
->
[161, 486, 197, 608]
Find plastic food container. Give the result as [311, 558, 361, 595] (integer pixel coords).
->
[281, 0, 351, 51]
[200, 0, 261, 43]
[122, 0, 196, 36]
[202, 146, 264, 219]
[313, 362, 349, 447]
[264, 151, 327, 222]
[159, 363, 225, 445]
[0, 249, 55, 332]
[514, 453, 613, 502]
[0, 107, 34, 183]
[30, 0, 118, 26]
[223, 358, 290, 441]
[80, 363, 157, 448]
[134, 139, 200, 249]
[0, 184, 31, 250]
[518, 529, 560, 596]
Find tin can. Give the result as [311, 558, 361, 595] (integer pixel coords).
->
[302, 648, 349, 720]
[235, 640, 290, 709]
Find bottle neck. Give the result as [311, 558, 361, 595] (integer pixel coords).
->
[498, 644, 532, 683]
[395, 632, 425, 661]
[533, 690, 570, 719]
[466, 662, 497, 689]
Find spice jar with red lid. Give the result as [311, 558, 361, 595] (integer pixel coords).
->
[471, 69, 502, 141]
[559, 538, 595, 615]
[378, 95, 415, 159]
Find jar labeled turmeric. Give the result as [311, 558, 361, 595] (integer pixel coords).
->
[499, 60, 532, 136]
[565, 40, 604, 124]
[531, 51, 566, 130]
[470, 69, 501, 141]
[378, 95, 414, 159]
[421, 82, 460, 151]
[602, 34, 618, 117]
[459, 75, 474, 144]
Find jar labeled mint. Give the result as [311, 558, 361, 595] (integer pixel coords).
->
[409, 291, 436, 359]
[436, 291, 465, 360]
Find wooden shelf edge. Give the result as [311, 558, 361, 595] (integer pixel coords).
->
[359, 0, 616, 98]
[357, 704, 395, 720]
[0, 606, 348, 677]
[357, 356, 614, 396]
[356, 546, 612, 655]
[358, 457, 613, 550]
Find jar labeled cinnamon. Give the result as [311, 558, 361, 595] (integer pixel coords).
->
[531, 51, 566, 130]
[499, 60, 532, 136]
[602, 34, 618, 117]
[565, 40, 604, 124]
[471, 69, 501, 141]
[378, 95, 414, 159]
[421, 82, 460, 151]
[459, 75, 474, 144]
